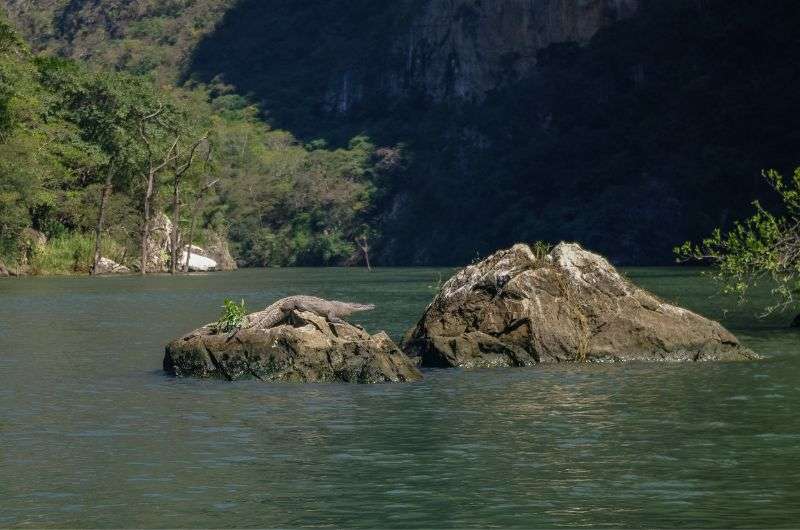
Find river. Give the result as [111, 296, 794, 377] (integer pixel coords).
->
[1, 268, 798, 528]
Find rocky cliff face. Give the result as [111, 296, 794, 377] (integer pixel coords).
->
[324, 0, 637, 110]
[0, 0, 233, 80]
[3, 0, 636, 106]
[395, 0, 637, 100]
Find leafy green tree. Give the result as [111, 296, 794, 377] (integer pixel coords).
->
[0, 12, 394, 272]
[677, 168, 800, 321]
[36, 59, 154, 272]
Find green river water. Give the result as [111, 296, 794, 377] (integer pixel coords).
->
[1, 267, 799, 528]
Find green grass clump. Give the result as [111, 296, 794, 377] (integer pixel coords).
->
[215, 298, 247, 333]
[531, 240, 553, 262]
[30, 233, 124, 275]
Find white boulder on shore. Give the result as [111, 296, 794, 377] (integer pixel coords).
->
[181, 245, 218, 272]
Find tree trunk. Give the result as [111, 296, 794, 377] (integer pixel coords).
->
[91, 162, 114, 275]
[140, 170, 155, 275]
[357, 236, 372, 272]
[184, 179, 218, 272]
[184, 198, 201, 273]
[170, 176, 180, 274]
[135, 111, 179, 276]
[363, 245, 372, 271]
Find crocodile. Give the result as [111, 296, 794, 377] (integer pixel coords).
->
[247, 295, 376, 330]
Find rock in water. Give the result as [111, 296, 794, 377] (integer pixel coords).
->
[403, 242, 758, 368]
[792, 314, 800, 328]
[165, 309, 422, 383]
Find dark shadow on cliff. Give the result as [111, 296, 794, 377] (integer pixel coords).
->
[186, 0, 800, 266]
[185, 0, 425, 144]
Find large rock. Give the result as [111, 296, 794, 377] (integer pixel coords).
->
[403, 243, 757, 368]
[165, 309, 423, 383]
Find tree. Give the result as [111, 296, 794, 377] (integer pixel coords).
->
[184, 178, 219, 272]
[168, 134, 209, 274]
[0, 13, 396, 273]
[137, 104, 178, 275]
[91, 160, 115, 274]
[355, 233, 372, 271]
[677, 168, 800, 322]
[34, 61, 159, 274]
[355, 224, 379, 271]
[81, 74, 152, 275]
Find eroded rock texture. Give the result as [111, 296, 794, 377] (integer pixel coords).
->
[403, 243, 757, 368]
[165, 309, 422, 383]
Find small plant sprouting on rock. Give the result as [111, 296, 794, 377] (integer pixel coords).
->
[531, 240, 553, 262]
[216, 298, 247, 333]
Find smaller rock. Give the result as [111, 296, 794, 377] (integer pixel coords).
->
[164, 308, 422, 384]
[792, 314, 800, 328]
[95, 257, 130, 274]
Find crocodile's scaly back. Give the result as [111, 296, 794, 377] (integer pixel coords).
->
[248, 295, 375, 330]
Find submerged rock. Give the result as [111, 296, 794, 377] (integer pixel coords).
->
[403, 242, 758, 368]
[165, 307, 422, 383]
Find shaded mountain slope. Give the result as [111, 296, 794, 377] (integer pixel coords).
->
[3, 0, 799, 265]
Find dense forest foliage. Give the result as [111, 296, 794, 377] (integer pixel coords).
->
[2, 0, 799, 268]
[0, 11, 394, 273]
[1, 0, 234, 83]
